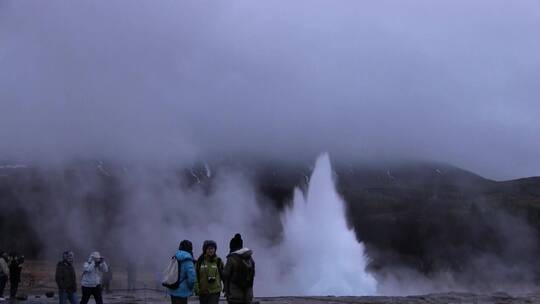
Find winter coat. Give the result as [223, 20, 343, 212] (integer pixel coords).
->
[194, 255, 224, 295]
[167, 250, 196, 298]
[0, 258, 9, 278]
[8, 260, 23, 283]
[55, 261, 77, 293]
[223, 248, 255, 304]
[81, 258, 109, 287]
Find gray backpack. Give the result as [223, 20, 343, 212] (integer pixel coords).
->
[161, 257, 185, 289]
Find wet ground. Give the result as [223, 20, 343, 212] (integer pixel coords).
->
[3, 290, 540, 304]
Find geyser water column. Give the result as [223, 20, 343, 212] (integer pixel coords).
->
[280, 153, 377, 295]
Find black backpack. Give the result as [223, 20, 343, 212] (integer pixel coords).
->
[231, 256, 255, 289]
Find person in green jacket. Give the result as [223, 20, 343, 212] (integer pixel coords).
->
[194, 240, 224, 304]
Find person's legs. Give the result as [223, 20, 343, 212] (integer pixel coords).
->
[170, 296, 187, 304]
[92, 285, 103, 304]
[9, 280, 19, 297]
[207, 293, 220, 304]
[58, 289, 66, 304]
[67, 292, 78, 304]
[0, 275, 7, 298]
[199, 294, 209, 304]
[79, 286, 92, 304]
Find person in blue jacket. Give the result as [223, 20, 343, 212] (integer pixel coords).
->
[168, 240, 197, 304]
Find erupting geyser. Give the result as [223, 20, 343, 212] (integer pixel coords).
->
[280, 153, 377, 295]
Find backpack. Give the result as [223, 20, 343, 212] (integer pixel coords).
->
[231, 256, 254, 289]
[161, 256, 185, 289]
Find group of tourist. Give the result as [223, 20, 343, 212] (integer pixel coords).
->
[9, 232, 254, 304]
[168, 233, 255, 304]
[55, 251, 110, 304]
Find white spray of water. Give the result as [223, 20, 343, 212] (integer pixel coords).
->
[279, 153, 377, 295]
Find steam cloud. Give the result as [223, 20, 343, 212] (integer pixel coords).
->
[1, 155, 378, 296]
[0, 0, 539, 179]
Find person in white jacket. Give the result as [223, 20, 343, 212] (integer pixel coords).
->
[0, 251, 9, 301]
[80, 251, 109, 304]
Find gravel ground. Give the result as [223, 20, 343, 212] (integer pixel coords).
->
[3, 261, 540, 304]
[3, 290, 540, 304]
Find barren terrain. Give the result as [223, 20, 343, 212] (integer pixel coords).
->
[3, 261, 540, 304]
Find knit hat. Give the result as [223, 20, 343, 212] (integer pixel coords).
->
[229, 233, 243, 252]
[179, 240, 194, 256]
[202, 240, 217, 254]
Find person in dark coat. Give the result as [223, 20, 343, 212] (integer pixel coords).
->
[55, 251, 78, 304]
[8, 252, 24, 298]
[223, 234, 255, 304]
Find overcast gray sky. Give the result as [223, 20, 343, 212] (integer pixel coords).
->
[1, 0, 539, 180]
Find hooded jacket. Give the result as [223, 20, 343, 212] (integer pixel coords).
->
[223, 248, 255, 304]
[167, 250, 196, 298]
[81, 255, 109, 287]
[55, 260, 77, 292]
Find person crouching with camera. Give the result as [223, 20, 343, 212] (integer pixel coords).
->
[80, 251, 109, 304]
[195, 240, 224, 304]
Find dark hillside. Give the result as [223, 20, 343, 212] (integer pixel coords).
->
[1, 160, 539, 289]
